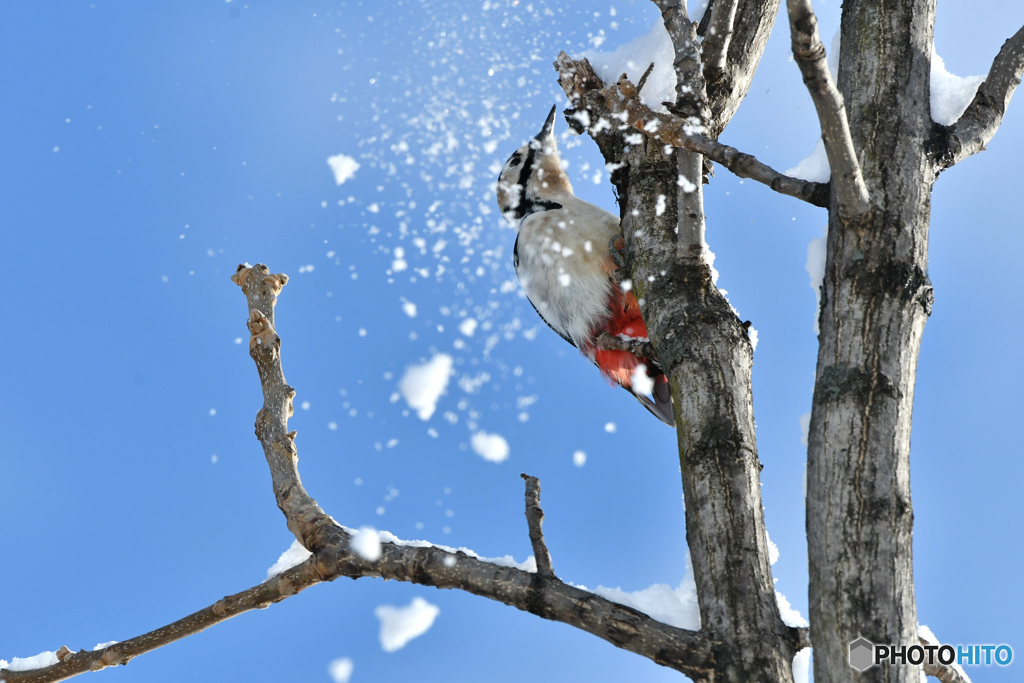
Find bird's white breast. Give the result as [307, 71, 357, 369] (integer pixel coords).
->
[515, 195, 621, 348]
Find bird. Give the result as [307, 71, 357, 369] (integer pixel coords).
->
[496, 105, 674, 426]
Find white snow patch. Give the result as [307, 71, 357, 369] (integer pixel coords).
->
[5, 651, 60, 672]
[931, 51, 985, 126]
[655, 194, 667, 216]
[776, 590, 809, 628]
[799, 412, 811, 447]
[748, 326, 759, 351]
[327, 657, 354, 683]
[765, 530, 780, 566]
[458, 318, 478, 336]
[630, 365, 655, 395]
[266, 539, 312, 579]
[792, 648, 812, 683]
[471, 431, 509, 463]
[399, 354, 453, 420]
[327, 153, 360, 185]
[806, 226, 827, 333]
[573, 450, 587, 467]
[594, 554, 700, 630]
[580, 19, 677, 113]
[92, 641, 118, 651]
[375, 597, 440, 652]
[352, 526, 382, 561]
[785, 139, 831, 183]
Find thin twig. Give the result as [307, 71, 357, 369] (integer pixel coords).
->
[786, 0, 870, 220]
[521, 474, 555, 577]
[636, 62, 656, 95]
[1, 560, 322, 683]
[938, 23, 1024, 170]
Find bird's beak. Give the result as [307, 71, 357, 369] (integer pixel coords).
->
[535, 105, 557, 141]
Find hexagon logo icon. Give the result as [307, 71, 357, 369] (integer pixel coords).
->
[849, 638, 875, 671]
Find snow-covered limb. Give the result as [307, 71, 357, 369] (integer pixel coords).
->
[786, 0, 870, 221]
[520, 474, 554, 577]
[554, 53, 829, 207]
[937, 23, 1024, 170]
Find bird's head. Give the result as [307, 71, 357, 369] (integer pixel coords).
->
[496, 105, 573, 227]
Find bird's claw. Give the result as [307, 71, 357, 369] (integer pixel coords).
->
[609, 233, 627, 270]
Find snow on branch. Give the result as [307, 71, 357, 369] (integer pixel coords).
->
[938, 23, 1024, 170]
[554, 53, 830, 207]
[786, 0, 871, 221]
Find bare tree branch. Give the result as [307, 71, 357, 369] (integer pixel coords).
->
[1, 559, 323, 683]
[520, 474, 554, 577]
[652, 0, 709, 122]
[702, 0, 739, 73]
[554, 54, 830, 207]
[917, 638, 970, 683]
[786, 0, 870, 221]
[936, 23, 1024, 170]
[702, 0, 781, 136]
[2, 263, 728, 683]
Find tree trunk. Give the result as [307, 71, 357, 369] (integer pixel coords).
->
[806, 0, 936, 680]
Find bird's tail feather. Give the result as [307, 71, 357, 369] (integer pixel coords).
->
[630, 375, 675, 427]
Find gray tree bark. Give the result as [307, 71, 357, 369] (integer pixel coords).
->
[6, 2, 1024, 682]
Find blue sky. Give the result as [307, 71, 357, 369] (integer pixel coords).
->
[2, 1, 1022, 681]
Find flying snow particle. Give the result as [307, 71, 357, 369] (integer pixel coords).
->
[375, 597, 440, 652]
[573, 450, 587, 467]
[458, 318, 478, 336]
[327, 658, 354, 683]
[327, 153, 360, 185]
[351, 526, 382, 561]
[402, 300, 417, 317]
[398, 354, 454, 420]
[630, 365, 655, 395]
[470, 431, 510, 463]
[605, 422, 617, 433]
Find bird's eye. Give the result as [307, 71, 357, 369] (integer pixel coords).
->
[509, 154, 522, 168]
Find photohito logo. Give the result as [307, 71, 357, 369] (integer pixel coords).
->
[849, 638, 1013, 671]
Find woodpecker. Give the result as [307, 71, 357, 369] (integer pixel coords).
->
[496, 105, 674, 426]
